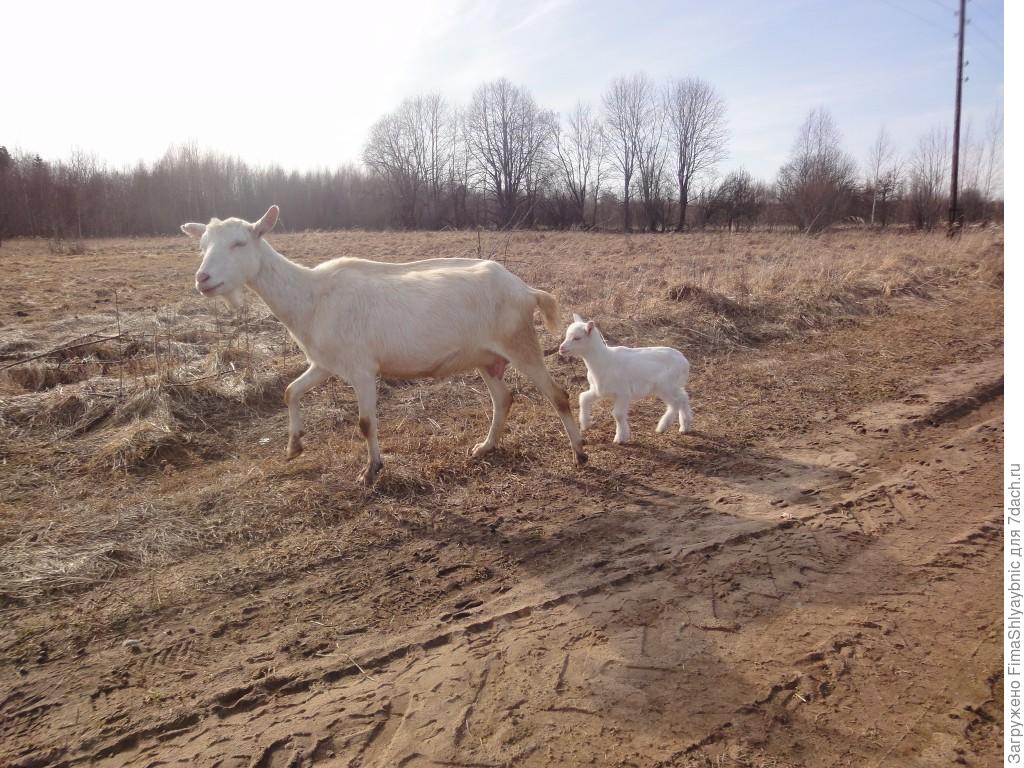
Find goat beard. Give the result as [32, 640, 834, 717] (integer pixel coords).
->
[223, 287, 245, 310]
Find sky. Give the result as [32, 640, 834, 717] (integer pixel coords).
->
[3, 0, 1004, 181]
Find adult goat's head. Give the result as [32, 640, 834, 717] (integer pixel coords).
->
[180, 205, 279, 308]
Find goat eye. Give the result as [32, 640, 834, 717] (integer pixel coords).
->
[231, 241, 246, 249]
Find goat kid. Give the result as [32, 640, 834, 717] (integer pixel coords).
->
[558, 315, 693, 444]
[182, 206, 586, 484]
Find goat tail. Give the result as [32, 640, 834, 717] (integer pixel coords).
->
[532, 289, 561, 334]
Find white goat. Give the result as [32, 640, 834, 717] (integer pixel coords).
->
[558, 315, 693, 444]
[181, 206, 586, 484]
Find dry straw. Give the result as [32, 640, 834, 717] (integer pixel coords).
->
[0, 227, 1003, 602]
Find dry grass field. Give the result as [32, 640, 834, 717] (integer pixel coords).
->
[0, 228, 1004, 767]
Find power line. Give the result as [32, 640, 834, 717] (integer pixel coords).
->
[877, 0, 1000, 68]
[874, 0, 957, 35]
[970, 0, 1003, 28]
[968, 18, 1004, 51]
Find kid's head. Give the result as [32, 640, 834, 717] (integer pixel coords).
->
[558, 314, 598, 358]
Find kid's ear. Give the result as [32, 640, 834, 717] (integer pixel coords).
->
[572, 313, 584, 323]
[585, 321, 594, 335]
[181, 222, 206, 238]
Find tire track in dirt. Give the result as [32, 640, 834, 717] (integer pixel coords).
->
[8, 358, 1000, 768]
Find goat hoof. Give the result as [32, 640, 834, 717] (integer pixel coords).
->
[357, 460, 383, 486]
[286, 440, 303, 460]
[575, 450, 588, 466]
[471, 442, 495, 458]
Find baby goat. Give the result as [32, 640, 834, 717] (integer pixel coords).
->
[558, 315, 693, 444]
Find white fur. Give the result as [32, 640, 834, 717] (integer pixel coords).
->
[181, 206, 586, 484]
[558, 314, 693, 444]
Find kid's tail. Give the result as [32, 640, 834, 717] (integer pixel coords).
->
[533, 289, 561, 334]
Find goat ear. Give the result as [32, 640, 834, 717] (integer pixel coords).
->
[180, 222, 206, 238]
[572, 313, 584, 323]
[253, 205, 280, 238]
[585, 321, 594, 335]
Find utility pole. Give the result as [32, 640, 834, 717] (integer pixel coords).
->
[948, 0, 966, 236]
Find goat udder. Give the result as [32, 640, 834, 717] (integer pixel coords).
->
[486, 356, 509, 379]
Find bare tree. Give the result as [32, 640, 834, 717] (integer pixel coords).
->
[603, 73, 655, 232]
[691, 174, 721, 230]
[420, 94, 457, 228]
[874, 163, 903, 228]
[464, 78, 553, 227]
[0, 147, 11, 247]
[523, 112, 557, 228]
[589, 135, 608, 229]
[907, 127, 949, 230]
[552, 102, 605, 227]
[65, 148, 99, 240]
[26, 154, 54, 236]
[959, 119, 980, 193]
[957, 118, 994, 222]
[363, 109, 421, 227]
[444, 106, 473, 228]
[706, 169, 768, 231]
[665, 77, 727, 231]
[363, 95, 455, 228]
[980, 106, 1004, 208]
[777, 107, 857, 234]
[866, 125, 896, 227]
[634, 89, 669, 231]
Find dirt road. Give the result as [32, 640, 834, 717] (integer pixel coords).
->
[0, 232, 1003, 767]
[3, 367, 1003, 767]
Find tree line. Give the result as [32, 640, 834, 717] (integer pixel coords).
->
[0, 75, 1003, 244]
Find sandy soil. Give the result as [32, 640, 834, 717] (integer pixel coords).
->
[0, 230, 1003, 767]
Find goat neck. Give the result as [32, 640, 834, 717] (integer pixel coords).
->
[249, 239, 316, 334]
[579, 331, 612, 366]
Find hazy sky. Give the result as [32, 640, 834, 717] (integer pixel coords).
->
[4, 0, 1003, 180]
